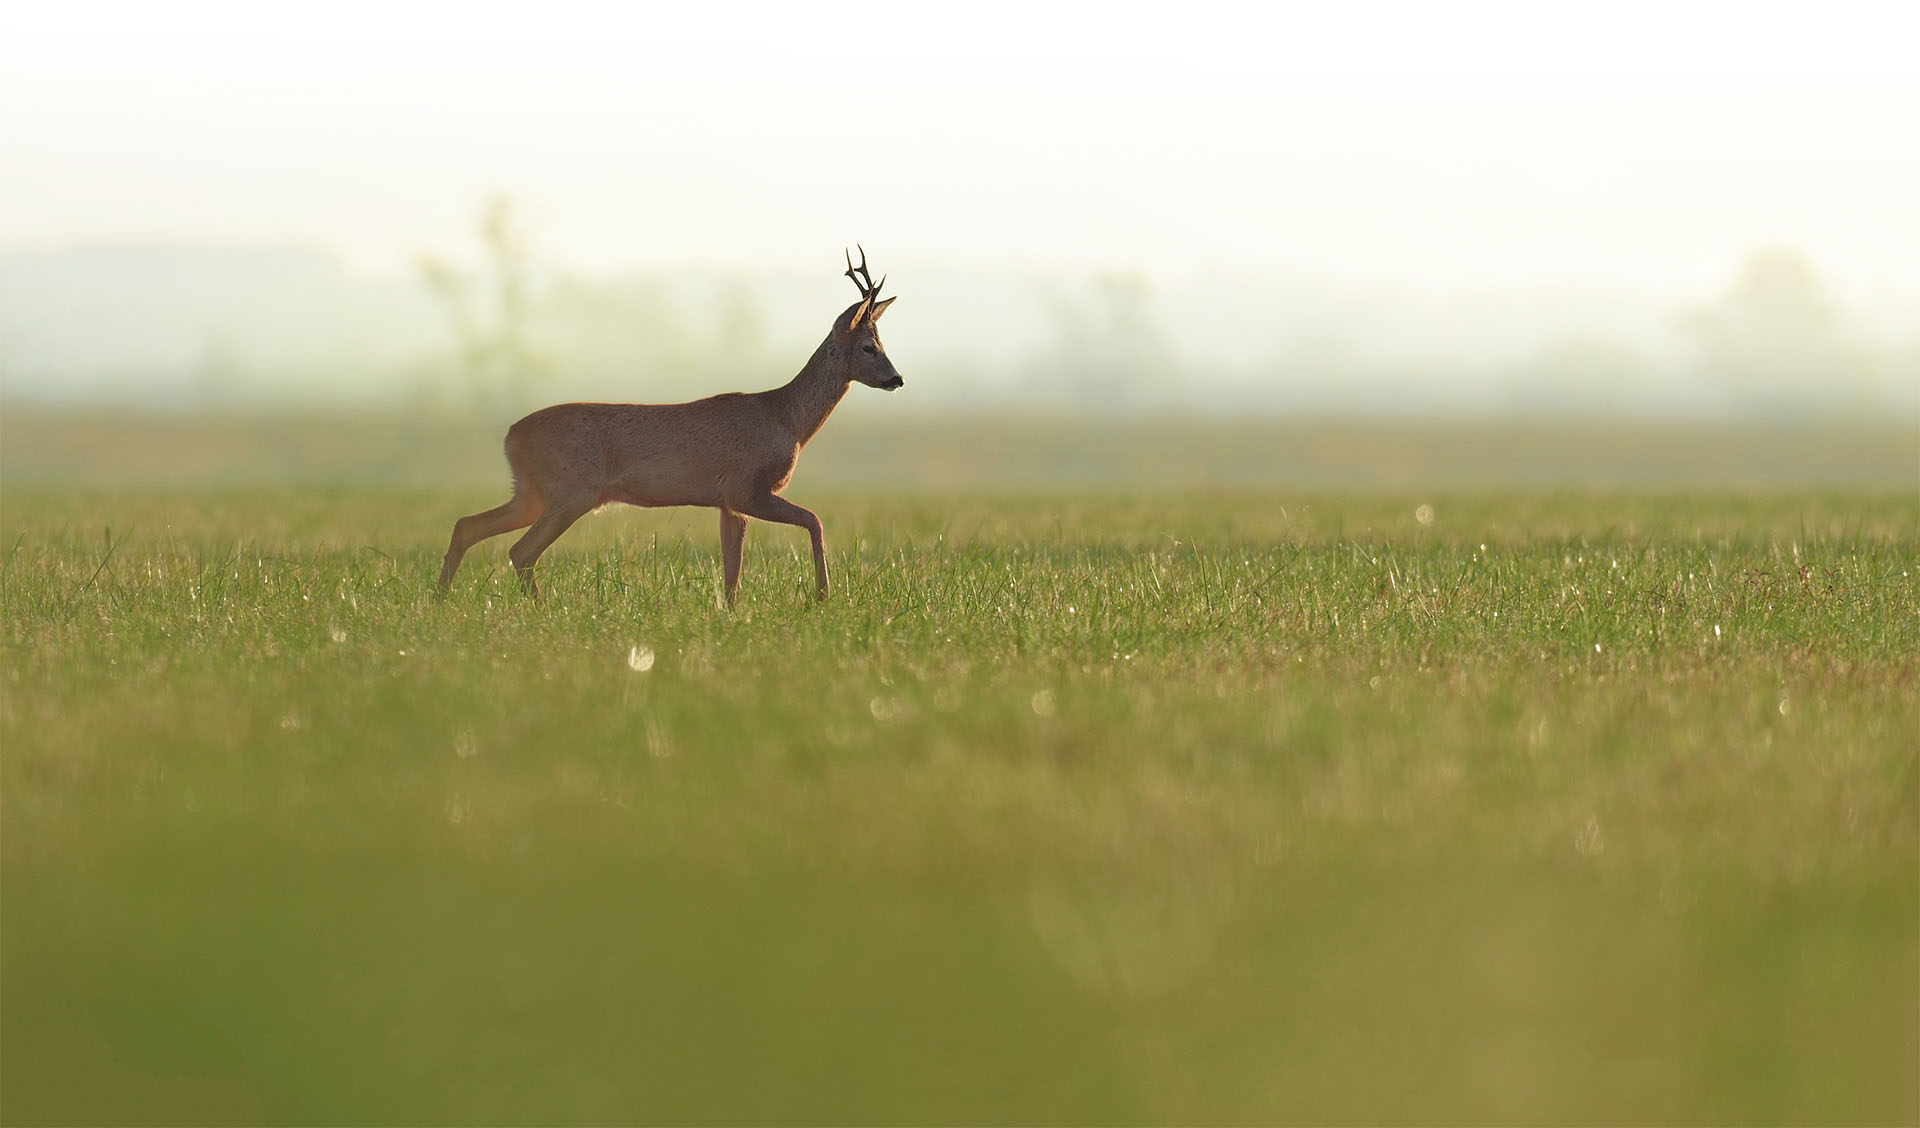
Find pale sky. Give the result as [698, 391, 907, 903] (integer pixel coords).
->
[3, 0, 1917, 298]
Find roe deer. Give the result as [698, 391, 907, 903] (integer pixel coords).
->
[439, 247, 902, 602]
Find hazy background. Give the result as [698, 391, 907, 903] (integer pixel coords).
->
[5, 10, 1918, 1122]
[2, 1, 1918, 424]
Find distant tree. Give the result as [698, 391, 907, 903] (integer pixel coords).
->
[191, 335, 243, 407]
[1499, 336, 1677, 418]
[539, 273, 691, 395]
[536, 272, 772, 402]
[1679, 249, 1868, 415]
[1027, 273, 1180, 407]
[712, 279, 771, 377]
[419, 196, 549, 414]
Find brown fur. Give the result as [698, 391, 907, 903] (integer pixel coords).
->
[439, 293, 902, 601]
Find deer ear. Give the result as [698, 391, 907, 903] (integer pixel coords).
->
[867, 296, 896, 321]
[845, 296, 874, 332]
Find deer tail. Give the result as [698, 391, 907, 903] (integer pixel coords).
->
[501, 428, 544, 511]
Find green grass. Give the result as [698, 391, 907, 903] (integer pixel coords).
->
[3, 487, 1916, 1124]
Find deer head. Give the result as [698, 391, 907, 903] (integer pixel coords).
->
[839, 245, 902, 391]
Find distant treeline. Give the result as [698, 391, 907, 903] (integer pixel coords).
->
[1, 242, 1915, 422]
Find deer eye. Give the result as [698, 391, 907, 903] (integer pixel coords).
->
[861, 345, 877, 355]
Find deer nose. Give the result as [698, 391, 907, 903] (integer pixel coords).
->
[883, 375, 904, 390]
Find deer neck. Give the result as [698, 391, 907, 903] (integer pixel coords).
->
[775, 342, 851, 447]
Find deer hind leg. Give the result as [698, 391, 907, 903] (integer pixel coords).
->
[719, 509, 748, 606]
[441, 491, 542, 587]
[507, 496, 594, 597]
[736, 495, 827, 599]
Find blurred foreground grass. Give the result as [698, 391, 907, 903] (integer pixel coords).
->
[3, 486, 1917, 1124]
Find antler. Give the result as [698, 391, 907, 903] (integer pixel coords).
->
[844, 244, 885, 301]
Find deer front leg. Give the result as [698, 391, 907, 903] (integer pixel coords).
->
[719, 509, 748, 606]
[737, 495, 828, 599]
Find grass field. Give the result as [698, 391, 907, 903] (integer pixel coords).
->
[3, 481, 1917, 1124]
